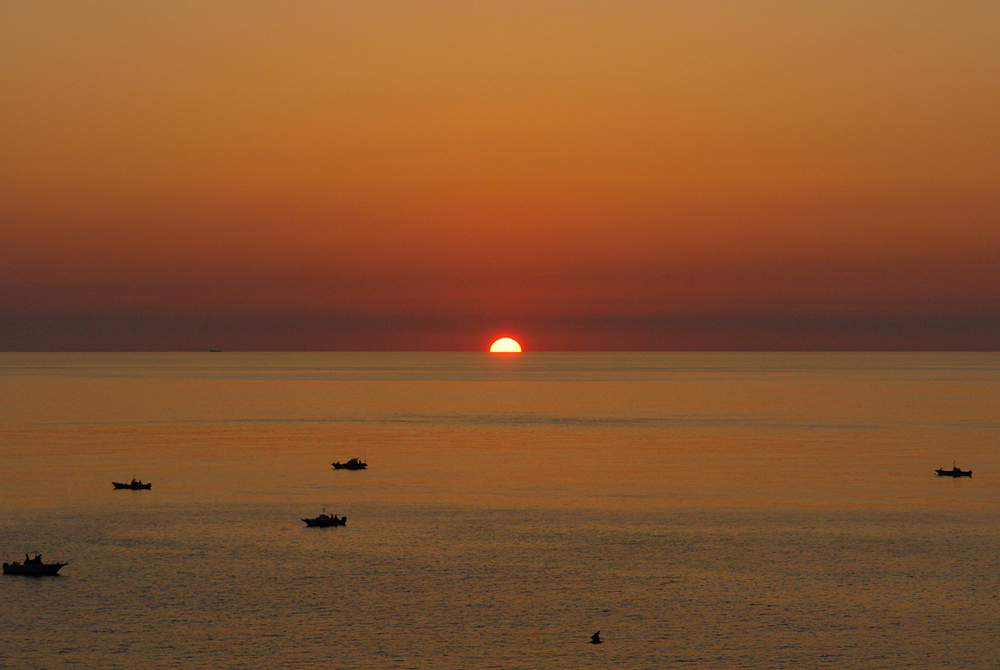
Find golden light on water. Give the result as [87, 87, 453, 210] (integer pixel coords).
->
[489, 338, 522, 353]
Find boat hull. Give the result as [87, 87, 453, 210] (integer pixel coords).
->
[332, 460, 366, 470]
[3, 562, 67, 576]
[113, 482, 152, 489]
[936, 468, 972, 477]
[302, 517, 347, 527]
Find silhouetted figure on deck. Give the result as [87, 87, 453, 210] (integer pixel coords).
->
[589, 631, 602, 644]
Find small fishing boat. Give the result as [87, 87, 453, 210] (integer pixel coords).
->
[3, 553, 67, 576]
[113, 478, 152, 490]
[302, 510, 347, 527]
[936, 462, 972, 477]
[332, 457, 367, 470]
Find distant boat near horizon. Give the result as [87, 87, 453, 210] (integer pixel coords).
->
[332, 457, 367, 470]
[302, 511, 347, 527]
[936, 462, 972, 477]
[113, 478, 152, 489]
[3, 553, 67, 576]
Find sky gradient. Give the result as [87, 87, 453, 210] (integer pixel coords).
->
[3, 1, 999, 350]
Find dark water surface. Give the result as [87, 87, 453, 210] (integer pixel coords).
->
[2, 353, 998, 668]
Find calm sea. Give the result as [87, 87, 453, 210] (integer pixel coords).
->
[1, 353, 998, 668]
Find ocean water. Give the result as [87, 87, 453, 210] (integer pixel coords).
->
[1, 352, 998, 669]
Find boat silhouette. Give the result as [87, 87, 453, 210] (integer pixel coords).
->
[113, 478, 151, 489]
[935, 461, 971, 477]
[302, 510, 347, 527]
[3, 553, 67, 576]
[332, 457, 367, 470]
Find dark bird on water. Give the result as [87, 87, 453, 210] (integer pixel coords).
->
[589, 631, 602, 644]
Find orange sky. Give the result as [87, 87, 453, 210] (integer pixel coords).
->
[2, 1, 999, 350]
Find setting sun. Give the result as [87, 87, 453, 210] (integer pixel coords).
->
[489, 338, 522, 353]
